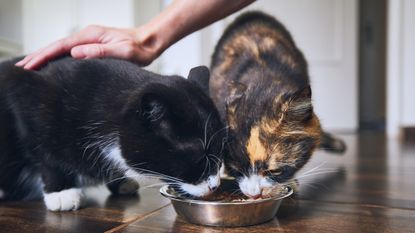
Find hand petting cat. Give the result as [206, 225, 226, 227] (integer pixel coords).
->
[16, 0, 255, 70]
[15, 26, 160, 70]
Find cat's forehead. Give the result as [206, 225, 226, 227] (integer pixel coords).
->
[246, 126, 272, 163]
[245, 124, 283, 169]
[227, 86, 288, 123]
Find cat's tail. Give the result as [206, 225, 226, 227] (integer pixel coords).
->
[319, 132, 347, 154]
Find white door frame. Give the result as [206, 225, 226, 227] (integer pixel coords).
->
[386, 0, 402, 138]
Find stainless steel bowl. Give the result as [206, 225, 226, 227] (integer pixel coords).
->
[159, 179, 293, 227]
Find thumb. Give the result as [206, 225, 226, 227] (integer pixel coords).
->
[71, 43, 118, 59]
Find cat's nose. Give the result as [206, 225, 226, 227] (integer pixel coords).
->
[207, 175, 220, 191]
[245, 187, 263, 199]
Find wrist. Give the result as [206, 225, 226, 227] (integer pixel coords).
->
[133, 25, 165, 60]
[136, 1, 189, 56]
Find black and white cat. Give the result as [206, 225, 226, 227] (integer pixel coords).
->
[0, 57, 225, 211]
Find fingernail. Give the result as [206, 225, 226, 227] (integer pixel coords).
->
[15, 60, 24, 66]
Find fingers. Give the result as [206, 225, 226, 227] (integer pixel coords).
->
[71, 43, 136, 60]
[16, 25, 106, 70]
[17, 40, 69, 70]
[70, 43, 154, 66]
[14, 25, 156, 69]
[14, 46, 48, 67]
[71, 44, 106, 59]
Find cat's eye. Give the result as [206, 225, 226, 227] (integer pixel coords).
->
[269, 168, 283, 175]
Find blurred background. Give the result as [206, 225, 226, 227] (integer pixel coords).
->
[0, 0, 413, 141]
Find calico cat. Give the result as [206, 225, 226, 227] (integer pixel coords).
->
[0, 57, 225, 211]
[209, 12, 346, 198]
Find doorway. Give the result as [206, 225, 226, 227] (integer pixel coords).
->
[359, 0, 387, 131]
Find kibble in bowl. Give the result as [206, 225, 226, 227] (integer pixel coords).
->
[160, 178, 293, 227]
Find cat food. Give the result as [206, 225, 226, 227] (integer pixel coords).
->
[169, 184, 287, 202]
[198, 189, 247, 202]
[201, 185, 287, 202]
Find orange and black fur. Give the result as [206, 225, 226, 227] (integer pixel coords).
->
[209, 11, 345, 198]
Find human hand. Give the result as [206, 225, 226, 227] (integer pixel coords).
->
[16, 25, 161, 70]
[16, 0, 254, 70]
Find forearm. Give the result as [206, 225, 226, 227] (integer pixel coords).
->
[138, 0, 255, 56]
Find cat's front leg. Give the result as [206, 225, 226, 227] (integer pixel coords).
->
[43, 188, 84, 211]
[41, 166, 84, 211]
[106, 174, 139, 196]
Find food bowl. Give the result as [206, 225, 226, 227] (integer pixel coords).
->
[159, 178, 293, 227]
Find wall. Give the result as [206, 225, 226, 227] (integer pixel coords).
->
[21, 0, 163, 71]
[0, 0, 22, 42]
[387, 0, 415, 138]
[0, 0, 22, 58]
[401, 0, 415, 126]
[22, 0, 136, 54]
[23, 0, 76, 53]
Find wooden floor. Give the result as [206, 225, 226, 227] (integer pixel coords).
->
[1, 132, 415, 233]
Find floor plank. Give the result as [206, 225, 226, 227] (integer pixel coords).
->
[0, 186, 170, 233]
[1, 132, 415, 232]
[0, 202, 118, 233]
[119, 200, 415, 233]
[121, 133, 415, 232]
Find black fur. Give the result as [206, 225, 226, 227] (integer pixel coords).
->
[0, 57, 225, 201]
[188, 66, 210, 96]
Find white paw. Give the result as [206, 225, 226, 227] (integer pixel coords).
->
[118, 179, 139, 195]
[43, 188, 84, 211]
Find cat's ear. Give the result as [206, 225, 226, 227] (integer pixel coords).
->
[280, 85, 313, 122]
[226, 81, 247, 107]
[187, 66, 210, 95]
[124, 83, 182, 124]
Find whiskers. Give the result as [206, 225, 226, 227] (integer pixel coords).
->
[139, 182, 177, 190]
[201, 113, 212, 151]
[279, 162, 338, 192]
[104, 163, 185, 192]
[195, 114, 227, 183]
[207, 154, 222, 169]
[201, 112, 228, 151]
[296, 162, 337, 179]
[206, 126, 229, 151]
